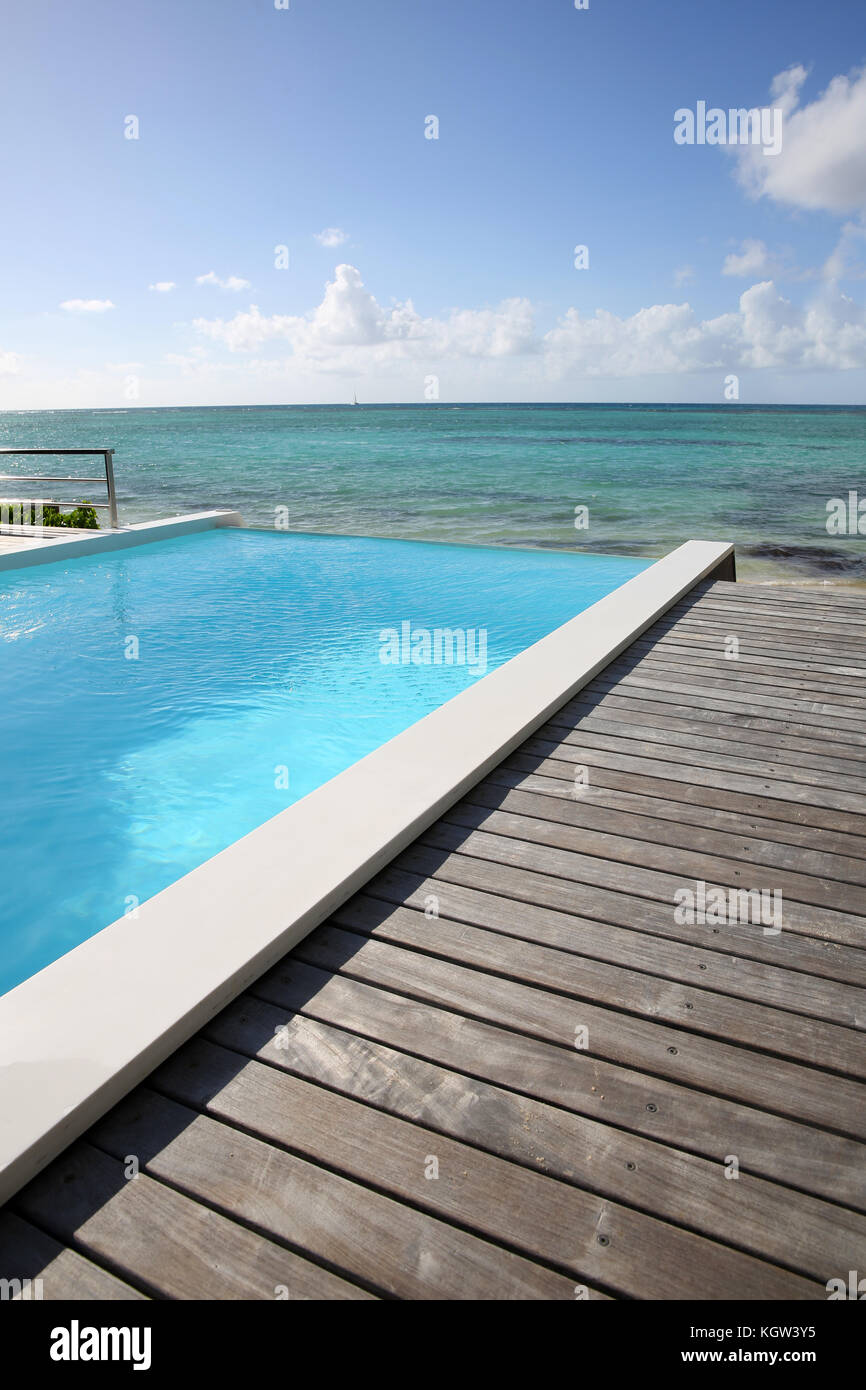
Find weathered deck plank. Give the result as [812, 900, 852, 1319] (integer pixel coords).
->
[565, 697, 866, 770]
[392, 839, 866, 988]
[331, 894, 866, 1060]
[609, 652, 866, 703]
[420, 820, 865, 947]
[253, 958, 866, 1211]
[366, 864, 866, 1024]
[0, 1212, 147, 1301]
[199, 1003, 866, 1285]
[468, 778, 866, 888]
[147, 1039, 818, 1300]
[518, 735, 866, 826]
[447, 793, 866, 914]
[291, 924, 866, 1136]
[89, 1091, 579, 1300]
[15, 1142, 372, 1300]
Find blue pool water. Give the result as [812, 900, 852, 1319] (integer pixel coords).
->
[0, 528, 648, 995]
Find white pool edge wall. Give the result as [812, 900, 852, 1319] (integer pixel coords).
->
[0, 508, 243, 571]
[0, 537, 734, 1204]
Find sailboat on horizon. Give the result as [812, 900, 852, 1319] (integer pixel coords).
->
[352, 391, 359, 406]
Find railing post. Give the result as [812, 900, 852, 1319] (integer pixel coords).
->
[104, 450, 118, 529]
[0, 449, 119, 530]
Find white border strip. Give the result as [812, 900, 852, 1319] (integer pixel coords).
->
[0, 538, 733, 1203]
[0, 510, 243, 572]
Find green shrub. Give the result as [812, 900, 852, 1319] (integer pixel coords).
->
[62, 504, 100, 530]
[0, 501, 99, 529]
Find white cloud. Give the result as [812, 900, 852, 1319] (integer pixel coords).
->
[194, 265, 538, 365]
[734, 64, 866, 213]
[547, 281, 866, 374]
[59, 299, 114, 313]
[148, 281, 176, 293]
[195, 271, 251, 291]
[163, 346, 210, 370]
[314, 227, 349, 247]
[192, 262, 866, 378]
[0, 349, 20, 375]
[823, 222, 866, 283]
[544, 301, 732, 376]
[722, 239, 775, 277]
[673, 265, 695, 285]
[194, 305, 297, 353]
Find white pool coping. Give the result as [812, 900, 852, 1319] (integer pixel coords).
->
[0, 509, 243, 571]
[0, 536, 734, 1204]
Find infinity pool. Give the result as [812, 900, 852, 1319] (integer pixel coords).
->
[0, 528, 648, 994]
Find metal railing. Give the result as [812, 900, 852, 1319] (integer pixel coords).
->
[0, 448, 118, 529]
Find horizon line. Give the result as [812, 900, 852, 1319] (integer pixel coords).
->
[2, 399, 866, 415]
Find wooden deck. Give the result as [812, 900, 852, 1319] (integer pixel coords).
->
[0, 534, 55, 555]
[0, 527, 97, 557]
[3, 577, 865, 1300]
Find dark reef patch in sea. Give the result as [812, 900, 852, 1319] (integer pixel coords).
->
[450, 435, 752, 447]
[740, 542, 866, 575]
[494, 536, 866, 577]
[497, 538, 664, 556]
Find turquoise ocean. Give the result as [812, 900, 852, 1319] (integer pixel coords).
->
[1, 403, 865, 581]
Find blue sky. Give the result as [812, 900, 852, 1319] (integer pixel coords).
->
[1, 0, 865, 406]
